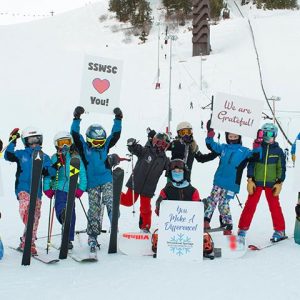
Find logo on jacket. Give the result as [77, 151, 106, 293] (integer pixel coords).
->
[35, 152, 42, 161]
[146, 156, 152, 163]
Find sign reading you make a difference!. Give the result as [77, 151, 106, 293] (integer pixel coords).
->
[80, 55, 123, 114]
[211, 92, 263, 138]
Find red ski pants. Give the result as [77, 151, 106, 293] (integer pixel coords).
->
[120, 188, 152, 230]
[18, 191, 42, 243]
[238, 186, 285, 231]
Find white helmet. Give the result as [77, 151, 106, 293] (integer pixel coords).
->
[176, 121, 192, 132]
[21, 127, 43, 147]
[54, 131, 73, 149]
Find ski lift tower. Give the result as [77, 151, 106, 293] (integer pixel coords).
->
[192, 0, 210, 56]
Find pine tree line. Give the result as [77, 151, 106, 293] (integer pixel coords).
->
[256, 0, 298, 9]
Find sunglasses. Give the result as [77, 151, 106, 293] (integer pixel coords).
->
[87, 137, 106, 147]
[178, 128, 192, 137]
[56, 138, 72, 148]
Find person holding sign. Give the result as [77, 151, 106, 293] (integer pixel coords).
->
[204, 122, 261, 234]
[70, 106, 122, 250]
[120, 132, 170, 232]
[238, 123, 287, 242]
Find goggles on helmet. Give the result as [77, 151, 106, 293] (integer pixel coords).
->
[153, 139, 169, 151]
[27, 135, 42, 146]
[56, 138, 72, 148]
[178, 128, 192, 137]
[263, 131, 275, 138]
[170, 160, 185, 170]
[87, 137, 106, 147]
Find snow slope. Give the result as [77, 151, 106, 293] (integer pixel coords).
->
[1, 1, 300, 299]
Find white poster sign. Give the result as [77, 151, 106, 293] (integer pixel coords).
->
[211, 92, 263, 138]
[80, 55, 123, 114]
[157, 200, 203, 261]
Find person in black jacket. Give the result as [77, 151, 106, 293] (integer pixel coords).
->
[148, 122, 218, 182]
[120, 132, 170, 232]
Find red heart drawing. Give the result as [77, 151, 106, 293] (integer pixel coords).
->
[92, 78, 110, 94]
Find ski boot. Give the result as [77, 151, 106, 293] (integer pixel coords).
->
[270, 230, 287, 243]
[237, 229, 247, 245]
[204, 217, 211, 230]
[68, 241, 74, 250]
[223, 224, 233, 236]
[88, 236, 99, 253]
[31, 243, 37, 256]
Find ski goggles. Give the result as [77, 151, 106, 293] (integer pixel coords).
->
[170, 160, 185, 170]
[263, 131, 275, 138]
[87, 137, 106, 147]
[153, 138, 169, 151]
[27, 135, 42, 145]
[178, 128, 192, 137]
[56, 138, 72, 148]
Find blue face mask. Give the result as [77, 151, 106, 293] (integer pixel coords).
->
[171, 170, 184, 182]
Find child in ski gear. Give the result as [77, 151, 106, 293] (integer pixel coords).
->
[5, 127, 55, 255]
[290, 132, 300, 163]
[238, 123, 287, 242]
[155, 159, 200, 216]
[43, 131, 87, 249]
[71, 106, 122, 249]
[204, 123, 261, 235]
[169, 122, 218, 182]
[120, 132, 170, 232]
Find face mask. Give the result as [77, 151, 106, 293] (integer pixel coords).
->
[263, 136, 275, 144]
[171, 170, 184, 182]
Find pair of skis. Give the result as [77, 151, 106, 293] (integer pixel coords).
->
[18, 151, 125, 265]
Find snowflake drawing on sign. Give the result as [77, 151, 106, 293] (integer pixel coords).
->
[167, 233, 193, 256]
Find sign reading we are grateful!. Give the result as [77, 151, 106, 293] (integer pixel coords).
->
[80, 55, 123, 114]
[211, 92, 263, 138]
[157, 201, 203, 261]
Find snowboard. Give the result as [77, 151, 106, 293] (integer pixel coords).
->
[294, 193, 300, 245]
[22, 150, 44, 266]
[59, 156, 80, 259]
[118, 232, 153, 256]
[108, 167, 124, 254]
[249, 236, 289, 251]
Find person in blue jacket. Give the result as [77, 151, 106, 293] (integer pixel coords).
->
[291, 133, 300, 163]
[5, 127, 55, 255]
[43, 131, 87, 249]
[204, 123, 261, 234]
[70, 106, 122, 252]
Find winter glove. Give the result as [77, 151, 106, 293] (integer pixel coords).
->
[107, 153, 120, 168]
[292, 154, 296, 162]
[253, 129, 264, 149]
[247, 178, 256, 195]
[0, 139, 3, 152]
[295, 204, 300, 219]
[73, 106, 85, 120]
[127, 138, 137, 147]
[272, 182, 282, 197]
[75, 189, 84, 198]
[113, 107, 123, 120]
[9, 128, 20, 143]
[44, 189, 55, 199]
[206, 120, 215, 138]
[147, 127, 156, 141]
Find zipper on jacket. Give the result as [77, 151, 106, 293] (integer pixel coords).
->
[263, 145, 269, 186]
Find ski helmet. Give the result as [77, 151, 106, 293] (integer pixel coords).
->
[225, 132, 242, 145]
[21, 127, 43, 147]
[176, 121, 192, 132]
[169, 159, 188, 183]
[152, 132, 170, 152]
[53, 131, 73, 150]
[86, 124, 107, 148]
[261, 123, 278, 143]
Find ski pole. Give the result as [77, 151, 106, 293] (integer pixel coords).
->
[130, 154, 136, 215]
[235, 194, 243, 209]
[46, 196, 53, 254]
[0, 133, 19, 157]
[78, 197, 90, 224]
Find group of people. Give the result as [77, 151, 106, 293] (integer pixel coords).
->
[0, 105, 297, 256]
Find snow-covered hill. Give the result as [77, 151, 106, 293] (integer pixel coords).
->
[1, 1, 300, 299]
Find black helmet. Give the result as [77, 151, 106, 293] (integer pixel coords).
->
[169, 159, 188, 183]
[225, 132, 242, 145]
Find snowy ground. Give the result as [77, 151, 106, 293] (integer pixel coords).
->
[1, 1, 300, 299]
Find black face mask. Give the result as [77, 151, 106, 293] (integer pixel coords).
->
[225, 133, 242, 145]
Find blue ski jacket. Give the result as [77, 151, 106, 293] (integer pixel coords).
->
[5, 143, 55, 199]
[43, 152, 87, 192]
[205, 137, 261, 193]
[71, 118, 121, 189]
[291, 133, 300, 155]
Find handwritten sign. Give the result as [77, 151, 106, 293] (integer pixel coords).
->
[211, 92, 263, 138]
[80, 55, 123, 114]
[157, 201, 203, 261]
